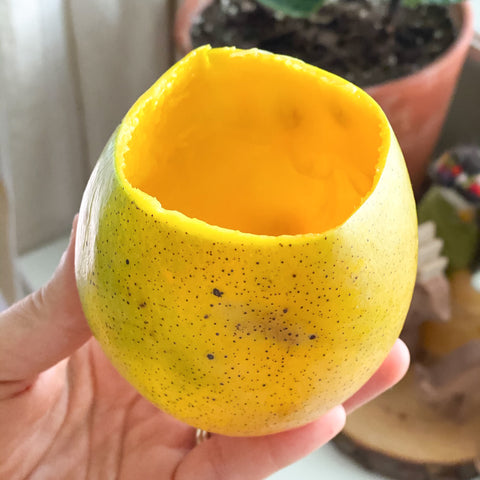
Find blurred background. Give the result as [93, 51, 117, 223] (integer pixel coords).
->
[1, 0, 479, 478]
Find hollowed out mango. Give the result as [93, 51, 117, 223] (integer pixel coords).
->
[75, 46, 417, 436]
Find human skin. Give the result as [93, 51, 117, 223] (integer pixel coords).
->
[0, 218, 409, 480]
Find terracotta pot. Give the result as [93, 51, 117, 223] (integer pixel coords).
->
[365, 3, 474, 194]
[174, 1, 475, 194]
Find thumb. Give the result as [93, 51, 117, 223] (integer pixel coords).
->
[0, 216, 91, 385]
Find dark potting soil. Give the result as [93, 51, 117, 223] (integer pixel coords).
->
[190, 0, 457, 87]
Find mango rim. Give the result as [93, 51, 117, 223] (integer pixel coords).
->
[114, 45, 392, 243]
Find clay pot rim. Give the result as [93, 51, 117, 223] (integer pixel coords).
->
[366, 1, 475, 93]
[469, 30, 480, 62]
[174, 0, 214, 55]
[174, 0, 475, 91]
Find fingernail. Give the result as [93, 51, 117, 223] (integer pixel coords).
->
[71, 214, 79, 238]
[324, 405, 346, 438]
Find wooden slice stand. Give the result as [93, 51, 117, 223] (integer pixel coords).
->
[334, 370, 480, 479]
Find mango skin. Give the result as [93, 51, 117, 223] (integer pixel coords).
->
[75, 134, 416, 436]
[75, 50, 417, 437]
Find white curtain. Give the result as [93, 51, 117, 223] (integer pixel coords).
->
[0, 0, 177, 303]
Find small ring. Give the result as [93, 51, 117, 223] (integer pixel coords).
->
[195, 429, 211, 445]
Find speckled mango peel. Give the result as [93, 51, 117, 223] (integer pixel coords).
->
[75, 46, 417, 436]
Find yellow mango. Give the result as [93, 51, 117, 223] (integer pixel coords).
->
[75, 46, 417, 436]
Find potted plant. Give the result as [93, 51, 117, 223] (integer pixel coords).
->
[174, 0, 475, 195]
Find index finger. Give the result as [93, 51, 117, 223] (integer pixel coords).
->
[0, 218, 91, 386]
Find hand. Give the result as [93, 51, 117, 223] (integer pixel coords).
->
[0, 218, 409, 480]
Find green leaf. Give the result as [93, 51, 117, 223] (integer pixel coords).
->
[417, 186, 479, 272]
[256, 0, 327, 17]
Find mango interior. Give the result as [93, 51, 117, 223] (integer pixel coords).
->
[120, 47, 385, 236]
[76, 46, 417, 436]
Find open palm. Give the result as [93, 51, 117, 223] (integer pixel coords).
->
[0, 221, 409, 480]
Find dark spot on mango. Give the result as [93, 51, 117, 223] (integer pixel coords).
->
[207, 353, 214, 360]
[213, 288, 224, 297]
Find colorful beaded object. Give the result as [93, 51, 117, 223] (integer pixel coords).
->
[430, 145, 480, 204]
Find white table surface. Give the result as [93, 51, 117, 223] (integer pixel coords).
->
[18, 234, 480, 480]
